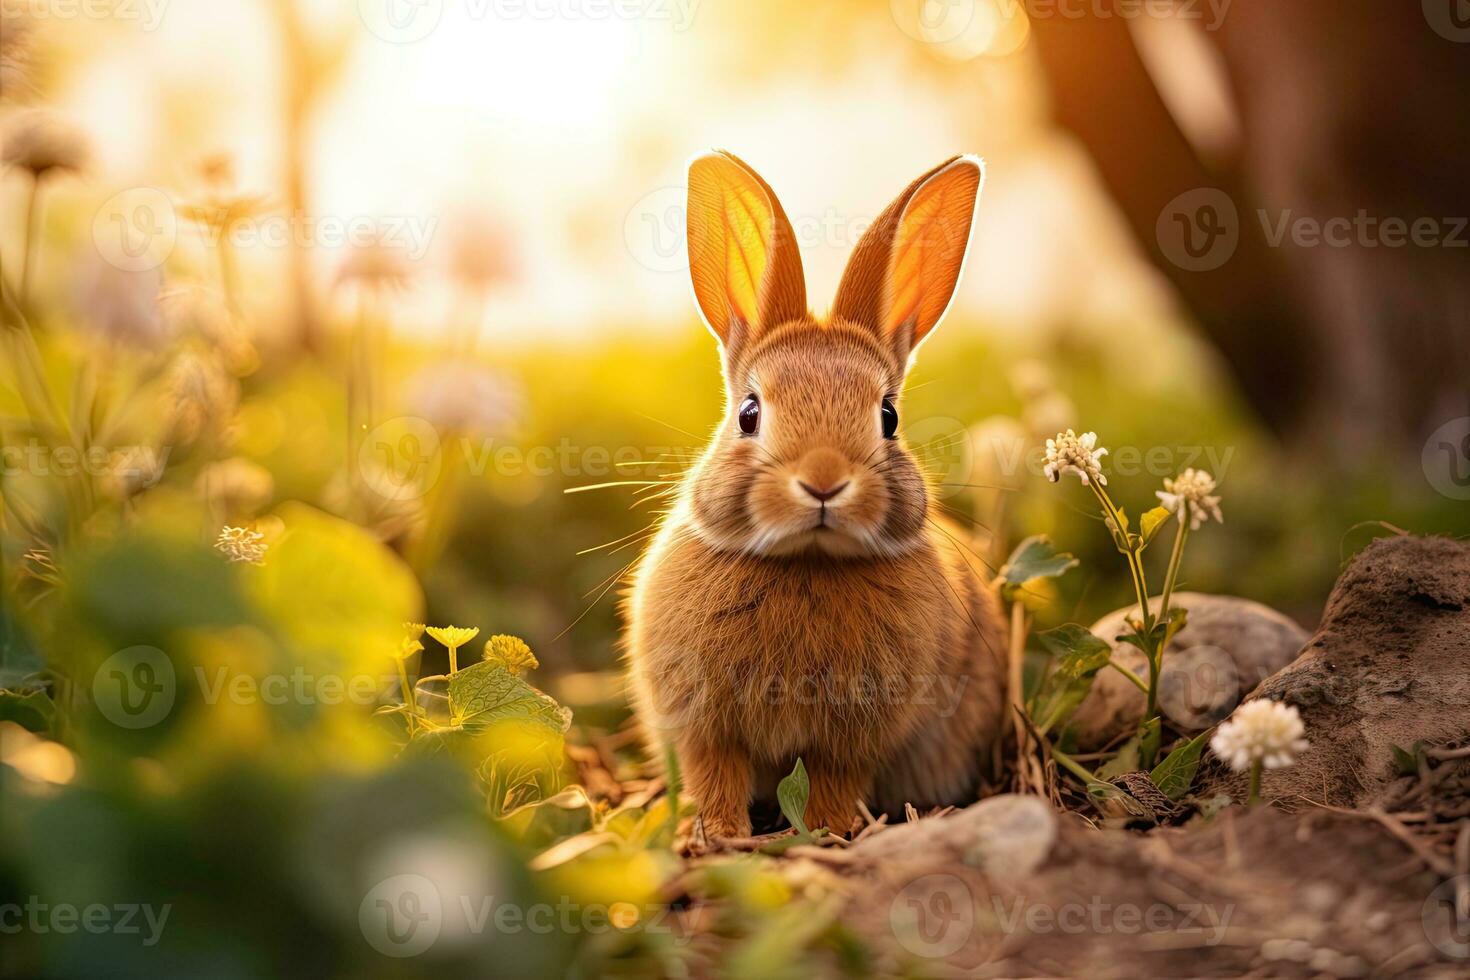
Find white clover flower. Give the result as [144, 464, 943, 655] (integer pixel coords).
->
[1156, 467, 1223, 530]
[404, 360, 522, 437]
[1043, 429, 1108, 486]
[1210, 700, 1308, 772]
[214, 526, 267, 565]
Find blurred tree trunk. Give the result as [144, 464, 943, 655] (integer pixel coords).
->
[1029, 0, 1470, 459]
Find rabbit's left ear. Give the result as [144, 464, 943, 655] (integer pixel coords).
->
[831, 156, 984, 358]
[686, 151, 807, 359]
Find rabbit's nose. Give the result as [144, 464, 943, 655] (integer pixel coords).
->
[794, 448, 851, 504]
[799, 480, 849, 503]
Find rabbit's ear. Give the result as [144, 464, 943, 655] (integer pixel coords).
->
[686, 151, 807, 355]
[831, 156, 983, 357]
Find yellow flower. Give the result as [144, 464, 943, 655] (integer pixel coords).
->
[426, 625, 479, 674]
[483, 635, 538, 675]
[396, 622, 427, 660]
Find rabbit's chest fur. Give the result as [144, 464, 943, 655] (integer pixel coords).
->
[627, 519, 976, 767]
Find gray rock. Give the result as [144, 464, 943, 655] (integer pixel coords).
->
[1198, 535, 1470, 806]
[1068, 592, 1310, 749]
[852, 794, 1057, 883]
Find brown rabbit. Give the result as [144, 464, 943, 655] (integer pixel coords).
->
[626, 151, 1007, 839]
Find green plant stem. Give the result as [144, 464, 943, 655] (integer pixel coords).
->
[1106, 659, 1150, 693]
[1247, 761, 1262, 805]
[1158, 519, 1190, 622]
[448, 645, 460, 675]
[1091, 480, 1164, 763]
[1091, 482, 1154, 631]
[395, 658, 418, 735]
[1051, 746, 1098, 786]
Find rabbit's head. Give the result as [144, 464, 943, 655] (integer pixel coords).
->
[679, 151, 984, 559]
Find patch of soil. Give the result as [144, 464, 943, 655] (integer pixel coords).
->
[1199, 535, 1470, 808]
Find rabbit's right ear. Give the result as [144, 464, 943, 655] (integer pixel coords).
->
[686, 151, 807, 358]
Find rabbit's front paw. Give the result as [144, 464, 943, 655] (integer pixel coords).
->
[804, 765, 867, 838]
[683, 740, 752, 841]
[699, 810, 752, 841]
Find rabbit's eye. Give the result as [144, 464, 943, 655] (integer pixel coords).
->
[738, 395, 760, 435]
[881, 397, 899, 439]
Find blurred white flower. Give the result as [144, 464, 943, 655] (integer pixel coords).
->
[214, 525, 266, 565]
[162, 350, 239, 446]
[1, 110, 88, 179]
[71, 257, 171, 350]
[1157, 467, 1223, 530]
[1044, 429, 1108, 486]
[446, 211, 519, 291]
[335, 241, 413, 291]
[102, 446, 167, 501]
[968, 416, 1028, 492]
[1023, 391, 1075, 441]
[197, 458, 274, 517]
[1210, 700, 1308, 771]
[404, 361, 521, 436]
[1009, 359, 1055, 401]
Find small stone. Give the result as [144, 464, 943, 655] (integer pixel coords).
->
[851, 794, 1057, 884]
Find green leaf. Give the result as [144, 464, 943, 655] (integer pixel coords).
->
[1138, 716, 1162, 769]
[1390, 741, 1426, 776]
[0, 689, 56, 735]
[448, 659, 571, 735]
[777, 758, 811, 836]
[1150, 729, 1212, 800]
[250, 503, 423, 677]
[998, 536, 1079, 599]
[0, 608, 44, 690]
[1096, 733, 1142, 781]
[1032, 625, 1113, 734]
[1140, 506, 1173, 547]
[1106, 510, 1131, 551]
[1037, 625, 1113, 673]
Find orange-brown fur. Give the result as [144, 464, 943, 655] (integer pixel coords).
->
[626, 152, 1005, 838]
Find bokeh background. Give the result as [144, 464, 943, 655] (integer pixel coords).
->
[2, 1, 1468, 975]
